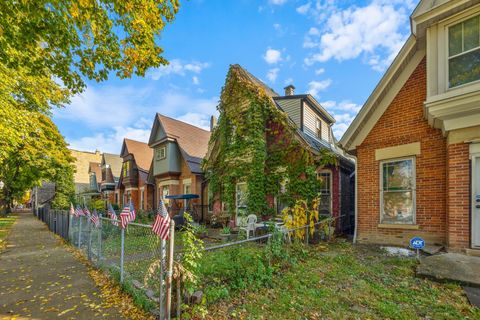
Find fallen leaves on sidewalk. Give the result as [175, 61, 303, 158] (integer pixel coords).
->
[61, 237, 155, 320]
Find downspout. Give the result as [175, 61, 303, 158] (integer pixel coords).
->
[352, 155, 358, 244]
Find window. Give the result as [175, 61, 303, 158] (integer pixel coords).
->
[156, 146, 166, 160]
[448, 14, 480, 87]
[317, 171, 332, 215]
[140, 189, 144, 210]
[123, 161, 130, 177]
[236, 182, 248, 224]
[380, 158, 416, 224]
[315, 118, 322, 139]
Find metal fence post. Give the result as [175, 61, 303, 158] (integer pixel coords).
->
[78, 216, 82, 248]
[159, 239, 166, 319]
[88, 218, 93, 260]
[98, 214, 102, 263]
[120, 227, 125, 283]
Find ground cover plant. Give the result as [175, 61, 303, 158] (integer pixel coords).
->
[0, 214, 17, 250]
[204, 241, 479, 319]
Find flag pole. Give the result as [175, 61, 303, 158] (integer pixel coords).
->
[120, 227, 125, 283]
[159, 238, 165, 319]
[166, 220, 175, 320]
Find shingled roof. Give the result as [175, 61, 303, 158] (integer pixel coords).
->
[151, 114, 211, 173]
[102, 153, 123, 180]
[122, 138, 153, 172]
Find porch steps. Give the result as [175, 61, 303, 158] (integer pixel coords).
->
[465, 248, 480, 257]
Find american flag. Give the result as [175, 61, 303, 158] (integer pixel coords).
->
[152, 198, 171, 240]
[69, 203, 75, 215]
[74, 205, 84, 217]
[119, 201, 136, 229]
[84, 207, 91, 217]
[90, 209, 100, 228]
[107, 203, 118, 226]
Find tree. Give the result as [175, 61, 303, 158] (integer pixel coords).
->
[0, 114, 75, 212]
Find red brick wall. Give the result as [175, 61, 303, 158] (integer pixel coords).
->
[446, 143, 471, 249]
[356, 58, 448, 246]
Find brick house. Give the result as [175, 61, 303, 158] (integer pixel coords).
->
[340, 0, 480, 252]
[99, 153, 122, 204]
[116, 138, 154, 211]
[206, 65, 355, 230]
[147, 114, 210, 217]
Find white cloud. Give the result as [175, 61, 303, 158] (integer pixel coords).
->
[269, 0, 287, 5]
[296, 2, 311, 14]
[315, 68, 325, 75]
[56, 84, 218, 153]
[263, 48, 283, 64]
[284, 77, 293, 85]
[267, 68, 280, 83]
[320, 100, 363, 139]
[307, 79, 332, 97]
[148, 59, 210, 80]
[302, 0, 414, 71]
[192, 76, 200, 85]
[273, 23, 281, 30]
[176, 112, 211, 131]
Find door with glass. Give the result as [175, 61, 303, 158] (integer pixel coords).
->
[473, 154, 480, 248]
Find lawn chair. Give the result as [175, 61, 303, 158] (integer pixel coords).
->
[239, 214, 257, 239]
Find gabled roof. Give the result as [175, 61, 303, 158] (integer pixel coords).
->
[121, 138, 153, 172]
[149, 114, 211, 174]
[102, 153, 123, 178]
[88, 162, 102, 185]
[273, 94, 336, 124]
[232, 64, 349, 160]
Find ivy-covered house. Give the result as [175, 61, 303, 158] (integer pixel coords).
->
[204, 65, 355, 232]
[147, 114, 211, 216]
[116, 138, 154, 211]
[99, 153, 122, 204]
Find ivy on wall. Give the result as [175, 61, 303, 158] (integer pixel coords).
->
[204, 65, 337, 217]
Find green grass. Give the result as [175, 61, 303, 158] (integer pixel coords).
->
[0, 215, 17, 248]
[207, 241, 480, 319]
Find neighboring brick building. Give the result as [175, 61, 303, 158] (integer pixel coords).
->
[340, 0, 480, 252]
[206, 65, 355, 231]
[117, 139, 154, 211]
[70, 149, 102, 196]
[147, 114, 211, 217]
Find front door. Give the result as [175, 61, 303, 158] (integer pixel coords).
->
[473, 154, 480, 248]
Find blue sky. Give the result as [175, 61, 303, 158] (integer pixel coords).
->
[52, 0, 419, 154]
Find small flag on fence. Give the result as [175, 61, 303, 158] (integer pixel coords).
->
[152, 198, 171, 240]
[107, 203, 118, 226]
[84, 206, 91, 217]
[74, 205, 84, 217]
[69, 203, 75, 215]
[128, 201, 136, 222]
[90, 209, 100, 228]
[120, 204, 131, 229]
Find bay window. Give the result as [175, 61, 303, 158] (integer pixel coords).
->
[380, 158, 416, 225]
[448, 14, 480, 88]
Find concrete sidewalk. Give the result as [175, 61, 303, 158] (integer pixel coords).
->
[0, 211, 126, 319]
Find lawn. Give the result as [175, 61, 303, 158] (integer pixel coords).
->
[0, 215, 17, 250]
[204, 241, 479, 319]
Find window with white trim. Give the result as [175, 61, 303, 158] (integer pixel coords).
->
[448, 14, 480, 88]
[380, 158, 416, 224]
[156, 146, 166, 160]
[315, 118, 322, 139]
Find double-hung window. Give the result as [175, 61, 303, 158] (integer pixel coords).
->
[448, 14, 480, 88]
[315, 118, 322, 139]
[380, 158, 416, 224]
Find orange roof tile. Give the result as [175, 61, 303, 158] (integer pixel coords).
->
[123, 138, 153, 172]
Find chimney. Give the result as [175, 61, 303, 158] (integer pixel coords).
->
[284, 84, 295, 96]
[210, 115, 218, 131]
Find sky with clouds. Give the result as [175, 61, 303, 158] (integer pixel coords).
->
[52, 0, 419, 154]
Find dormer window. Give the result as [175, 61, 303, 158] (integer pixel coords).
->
[316, 118, 322, 139]
[448, 14, 480, 88]
[156, 146, 166, 160]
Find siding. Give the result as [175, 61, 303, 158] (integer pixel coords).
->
[303, 102, 330, 143]
[276, 99, 301, 128]
[153, 142, 181, 176]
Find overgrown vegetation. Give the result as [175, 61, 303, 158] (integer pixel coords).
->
[206, 241, 480, 319]
[204, 65, 337, 218]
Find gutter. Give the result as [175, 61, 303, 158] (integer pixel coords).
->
[352, 154, 358, 244]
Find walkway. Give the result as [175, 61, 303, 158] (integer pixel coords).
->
[0, 211, 126, 319]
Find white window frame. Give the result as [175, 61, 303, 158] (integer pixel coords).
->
[446, 12, 480, 89]
[315, 118, 322, 139]
[379, 157, 416, 225]
[156, 146, 166, 160]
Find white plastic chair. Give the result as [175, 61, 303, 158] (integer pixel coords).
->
[239, 214, 257, 239]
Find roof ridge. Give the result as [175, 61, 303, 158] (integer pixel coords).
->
[157, 113, 211, 133]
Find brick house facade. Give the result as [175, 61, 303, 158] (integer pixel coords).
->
[340, 1, 480, 252]
[117, 139, 154, 211]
